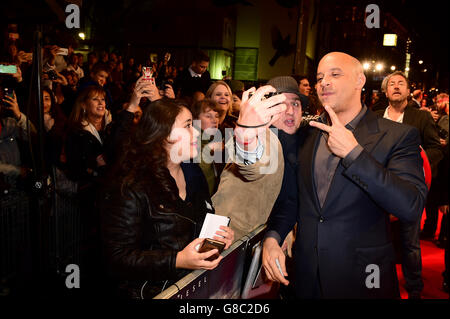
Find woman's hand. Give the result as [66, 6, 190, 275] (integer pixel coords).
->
[163, 84, 175, 99]
[53, 70, 68, 86]
[213, 226, 234, 249]
[129, 76, 161, 111]
[11, 64, 23, 83]
[176, 238, 223, 271]
[2, 91, 21, 120]
[96, 154, 106, 167]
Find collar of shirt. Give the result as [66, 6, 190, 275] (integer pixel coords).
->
[188, 67, 202, 78]
[383, 105, 404, 123]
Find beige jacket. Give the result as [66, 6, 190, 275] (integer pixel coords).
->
[212, 129, 284, 242]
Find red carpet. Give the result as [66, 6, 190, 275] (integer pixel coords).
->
[396, 209, 448, 299]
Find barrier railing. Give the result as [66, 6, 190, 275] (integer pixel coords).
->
[154, 224, 267, 299]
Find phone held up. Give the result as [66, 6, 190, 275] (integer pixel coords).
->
[142, 66, 155, 84]
[1, 88, 15, 117]
[0, 64, 18, 74]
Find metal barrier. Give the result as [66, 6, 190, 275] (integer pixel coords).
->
[47, 167, 83, 275]
[154, 224, 267, 299]
[0, 167, 85, 295]
[0, 189, 31, 286]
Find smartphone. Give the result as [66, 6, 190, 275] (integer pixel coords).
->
[142, 66, 153, 79]
[198, 238, 225, 261]
[2, 88, 14, 107]
[57, 48, 69, 56]
[0, 64, 18, 74]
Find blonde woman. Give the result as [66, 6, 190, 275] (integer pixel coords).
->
[205, 81, 238, 133]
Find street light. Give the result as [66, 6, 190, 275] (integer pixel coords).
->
[418, 60, 423, 64]
[391, 65, 396, 71]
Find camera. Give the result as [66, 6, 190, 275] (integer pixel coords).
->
[438, 127, 448, 140]
[45, 70, 58, 81]
[248, 91, 282, 109]
[248, 91, 281, 100]
[158, 79, 172, 91]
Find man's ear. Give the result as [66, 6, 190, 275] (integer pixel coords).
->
[357, 73, 366, 90]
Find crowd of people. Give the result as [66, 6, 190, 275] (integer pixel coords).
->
[1, 30, 448, 300]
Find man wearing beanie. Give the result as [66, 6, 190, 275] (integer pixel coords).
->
[213, 76, 307, 242]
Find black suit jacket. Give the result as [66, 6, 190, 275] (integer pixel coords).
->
[375, 106, 443, 178]
[266, 108, 428, 299]
[174, 67, 211, 97]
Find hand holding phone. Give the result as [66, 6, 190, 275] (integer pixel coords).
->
[0, 64, 18, 74]
[198, 238, 225, 261]
[142, 66, 153, 80]
[2, 90, 21, 119]
[176, 237, 223, 271]
[57, 48, 69, 56]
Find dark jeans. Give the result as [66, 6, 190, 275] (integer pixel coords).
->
[399, 217, 424, 294]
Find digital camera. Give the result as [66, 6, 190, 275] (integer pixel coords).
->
[249, 91, 281, 100]
[46, 70, 58, 81]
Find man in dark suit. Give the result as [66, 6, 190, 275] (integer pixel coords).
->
[375, 71, 443, 299]
[174, 50, 211, 98]
[261, 52, 428, 299]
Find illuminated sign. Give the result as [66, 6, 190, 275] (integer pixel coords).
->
[383, 34, 397, 46]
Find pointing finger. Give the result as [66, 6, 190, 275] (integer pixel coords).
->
[309, 120, 332, 133]
[324, 105, 341, 126]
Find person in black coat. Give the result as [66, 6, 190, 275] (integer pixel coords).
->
[262, 52, 427, 299]
[98, 99, 234, 299]
[42, 87, 67, 169]
[64, 85, 113, 295]
[174, 50, 211, 98]
[375, 71, 443, 299]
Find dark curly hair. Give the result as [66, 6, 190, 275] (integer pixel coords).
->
[117, 99, 184, 213]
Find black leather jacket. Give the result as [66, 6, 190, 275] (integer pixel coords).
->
[99, 163, 213, 299]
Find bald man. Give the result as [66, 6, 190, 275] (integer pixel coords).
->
[262, 52, 428, 298]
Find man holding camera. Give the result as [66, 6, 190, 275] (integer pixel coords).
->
[376, 71, 443, 299]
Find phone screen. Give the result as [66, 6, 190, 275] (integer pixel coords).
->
[0, 64, 18, 74]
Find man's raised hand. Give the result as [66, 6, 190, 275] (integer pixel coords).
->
[235, 85, 286, 151]
[309, 105, 359, 158]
